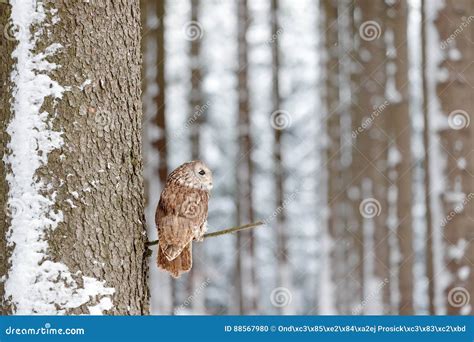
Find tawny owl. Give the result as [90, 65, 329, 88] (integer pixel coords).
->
[156, 160, 213, 278]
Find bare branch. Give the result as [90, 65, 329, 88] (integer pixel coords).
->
[145, 221, 265, 248]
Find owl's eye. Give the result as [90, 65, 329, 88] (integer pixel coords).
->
[198, 169, 206, 176]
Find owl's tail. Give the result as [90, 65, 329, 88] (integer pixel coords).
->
[157, 243, 192, 278]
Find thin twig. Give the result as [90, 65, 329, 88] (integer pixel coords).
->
[145, 221, 265, 247]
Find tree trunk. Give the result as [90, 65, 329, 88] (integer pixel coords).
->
[351, 0, 389, 314]
[420, 0, 435, 315]
[234, 0, 258, 314]
[0, 2, 15, 314]
[1, 0, 148, 314]
[322, 0, 344, 314]
[432, 0, 473, 315]
[186, 0, 207, 314]
[271, 0, 291, 314]
[385, 0, 414, 314]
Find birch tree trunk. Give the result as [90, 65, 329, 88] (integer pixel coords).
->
[1, 0, 148, 314]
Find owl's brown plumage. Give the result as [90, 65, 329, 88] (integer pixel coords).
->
[156, 160, 213, 278]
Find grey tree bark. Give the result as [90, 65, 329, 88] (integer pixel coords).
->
[1, 0, 149, 314]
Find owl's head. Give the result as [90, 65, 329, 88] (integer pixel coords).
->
[169, 160, 213, 191]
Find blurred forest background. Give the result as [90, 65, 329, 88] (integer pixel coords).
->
[141, 0, 473, 315]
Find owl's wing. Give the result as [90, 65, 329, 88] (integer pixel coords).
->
[156, 187, 208, 261]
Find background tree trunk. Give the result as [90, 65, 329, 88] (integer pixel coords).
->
[141, 0, 173, 314]
[234, 0, 258, 314]
[271, 0, 291, 315]
[420, 0, 435, 315]
[186, 0, 208, 314]
[351, 0, 389, 314]
[385, 0, 414, 314]
[1, 0, 148, 314]
[433, 0, 473, 315]
[322, 0, 345, 314]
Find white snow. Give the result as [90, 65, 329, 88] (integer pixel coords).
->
[4, 0, 114, 314]
[87, 296, 114, 315]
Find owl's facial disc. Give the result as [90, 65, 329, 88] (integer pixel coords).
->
[193, 162, 213, 191]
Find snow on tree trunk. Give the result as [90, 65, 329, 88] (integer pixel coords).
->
[1, 0, 148, 314]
